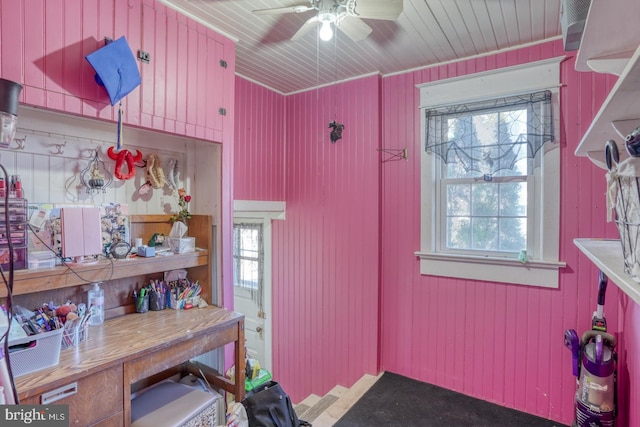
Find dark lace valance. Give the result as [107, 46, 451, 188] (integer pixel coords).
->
[424, 90, 554, 180]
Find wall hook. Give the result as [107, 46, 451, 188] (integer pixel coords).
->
[12, 136, 26, 150]
[52, 141, 67, 155]
[378, 148, 408, 163]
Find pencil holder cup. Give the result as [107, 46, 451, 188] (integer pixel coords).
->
[135, 294, 149, 313]
[149, 291, 166, 311]
[61, 322, 89, 350]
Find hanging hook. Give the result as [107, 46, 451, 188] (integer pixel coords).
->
[52, 140, 67, 155]
[11, 136, 26, 150]
[378, 148, 408, 163]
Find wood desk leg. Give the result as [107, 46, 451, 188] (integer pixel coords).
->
[124, 363, 133, 427]
[236, 318, 246, 401]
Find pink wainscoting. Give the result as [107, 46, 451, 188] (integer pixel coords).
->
[234, 39, 640, 425]
[234, 78, 286, 201]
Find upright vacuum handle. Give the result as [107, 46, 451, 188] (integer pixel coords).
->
[564, 329, 580, 377]
[598, 270, 608, 306]
[593, 271, 608, 332]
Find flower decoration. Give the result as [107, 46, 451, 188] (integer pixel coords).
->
[171, 188, 192, 223]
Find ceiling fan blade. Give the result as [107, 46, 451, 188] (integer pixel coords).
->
[336, 16, 372, 42]
[253, 4, 314, 15]
[291, 16, 319, 41]
[346, 0, 403, 21]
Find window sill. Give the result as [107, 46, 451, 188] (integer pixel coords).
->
[414, 251, 566, 288]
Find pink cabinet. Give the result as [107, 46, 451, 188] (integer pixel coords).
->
[0, 0, 235, 143]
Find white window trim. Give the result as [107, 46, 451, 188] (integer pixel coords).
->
[415, 57, 566, 288]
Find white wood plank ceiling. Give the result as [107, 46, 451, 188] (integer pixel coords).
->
[159, 0, 563, 94]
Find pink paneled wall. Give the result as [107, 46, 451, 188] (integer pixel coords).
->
[0, 0, 234, 142]
[234, 39, 640, 425]
[380, 40, 638, 426]
[237, 72, 386, 402]
[274, 76, 381, 401]
[234, 79, 286, 201]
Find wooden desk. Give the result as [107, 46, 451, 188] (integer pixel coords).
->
[16, 306, 245, 426]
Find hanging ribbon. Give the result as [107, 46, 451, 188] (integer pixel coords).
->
[117, 102, 124, 150]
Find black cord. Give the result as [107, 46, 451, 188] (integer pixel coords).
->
[0, 162, 19, 404]
[27, 223, 115, 283]
[0, 197, 116, 404]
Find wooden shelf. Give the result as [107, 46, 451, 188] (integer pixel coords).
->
[1, 214, 213, 300]
[573, 43, 640, 168]
[574, 238, 640, 305]
[575, 0, 640, 76]
[3, 250, 208, 298]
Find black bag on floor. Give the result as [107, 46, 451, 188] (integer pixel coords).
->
[241, 381, 311, 427]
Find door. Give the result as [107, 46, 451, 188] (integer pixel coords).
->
[233, 219, 272, 371]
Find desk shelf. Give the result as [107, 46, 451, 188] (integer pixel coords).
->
[574, 238, 640, 305]
[2, 250, 208, 298]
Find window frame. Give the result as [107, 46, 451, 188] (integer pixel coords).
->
[415, 57, 566, 288]
[232, 221, 263, 292]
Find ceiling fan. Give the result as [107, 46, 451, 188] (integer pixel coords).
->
[252, 0, 403, 42]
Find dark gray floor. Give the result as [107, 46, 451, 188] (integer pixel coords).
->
[334, 372, 568, 427]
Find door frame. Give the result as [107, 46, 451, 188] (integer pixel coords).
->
[233, 200, 285, 372]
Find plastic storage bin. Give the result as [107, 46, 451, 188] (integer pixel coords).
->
[167, 237, 195, 254]
[131, 380, 220, 427]
[0, 197, 28, 270]
[8, 328, 63, 377]
[28, 250, 57, 269]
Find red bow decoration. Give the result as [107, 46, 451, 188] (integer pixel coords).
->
[107, 147, 143, 180]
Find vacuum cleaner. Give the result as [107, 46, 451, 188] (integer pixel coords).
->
[564, 271, 617, 427]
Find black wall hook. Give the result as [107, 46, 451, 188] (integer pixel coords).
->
[329, 121, 344, 143]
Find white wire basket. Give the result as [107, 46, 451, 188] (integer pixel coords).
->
[607, 146, 640, 282]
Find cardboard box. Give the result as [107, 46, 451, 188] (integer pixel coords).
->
[167, 237, 195, 254]
[137, 246, 155, 257]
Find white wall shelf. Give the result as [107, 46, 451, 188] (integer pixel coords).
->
[573, 42, 640, 168]
[574, 238, 640, 306]
[575, 0, 640, 76]
[573, 0, 640, 169]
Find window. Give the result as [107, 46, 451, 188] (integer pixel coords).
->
[233, 222, 263, 300]
[416, 57, 566, 288]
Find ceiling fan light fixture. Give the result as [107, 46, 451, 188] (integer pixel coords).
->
[319, 20, 333, 41]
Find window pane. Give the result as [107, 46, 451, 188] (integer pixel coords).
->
[446, 217, 470, 249]
[471, 183, 498, 216]
[499, 182, 527, 216]
[445, 181, 528, 253]
[238, 259, 259, 289]
[443, 108, 531, 179]
[239, 228, 258, 257]
[447, 184, 470, 216]
[233, 223, 263, 291]
[471, 217, 498, 250]
[499, 218, 527, 252]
